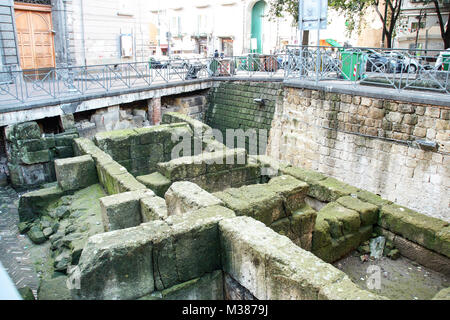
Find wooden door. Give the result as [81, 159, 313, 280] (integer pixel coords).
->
[15, 4, 55, 70]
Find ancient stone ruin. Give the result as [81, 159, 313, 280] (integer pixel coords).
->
[11, 112, 449, 300]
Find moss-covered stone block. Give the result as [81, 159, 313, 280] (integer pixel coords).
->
[18, 186, 65, 222]
[312, 216, 332, 250]
[152, 205, 235, 290]
[137, 172, 172, 197]
[157, 157, 207, 180]
[55, 133, 79, 147]
[158, 270, 223, 300]
[94, 128, 137, 161]
[308, 177, 360, 202]
[55, 155, 98, 191]
[165, 181, 223, 215]
[356, 189, 392, 207]
[7, 122, 41, 141]
[317, 202, 361, 238]
[22, 150, 50, 165]
[54, 146, 74, 159]
[337, 196, 379, 226]
[313, 231, 361, 263]
[100, 189, 155, 231]
[281, 166, 327, 184]
[214, 184, 285, 226]
[290, 204, 317, 250]
[37, 276, 71, 300]
[219, 216, 378, 299]
[268, 175, 309, 214]
[140, 196, 168, 222]
[379, 204, 449, 258]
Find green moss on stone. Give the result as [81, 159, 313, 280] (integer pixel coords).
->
[379, 204, 449, 258]
[356, 189, 392, 207]
[308, 177, 360, 202]
[317, 202, 361, 238]
[137, 172, 172, 197]
[337, 196, 379, 226]
[281, 166, 327, 184]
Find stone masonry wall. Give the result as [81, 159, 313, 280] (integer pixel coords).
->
[5, 122, 78, 189]
[206, 81, 283, 154]
[268, 87, 449, 221]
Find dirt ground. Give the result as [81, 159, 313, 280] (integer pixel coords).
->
[334, 251, 450, 300]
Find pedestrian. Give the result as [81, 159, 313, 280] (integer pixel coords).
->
[214, 50, 219, 58]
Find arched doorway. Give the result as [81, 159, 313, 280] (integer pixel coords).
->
[250, 0, 266, 54]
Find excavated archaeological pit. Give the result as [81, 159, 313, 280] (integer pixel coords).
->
[13, 113, 449, 300]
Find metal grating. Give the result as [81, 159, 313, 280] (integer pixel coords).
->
[14, 0, 52, 6]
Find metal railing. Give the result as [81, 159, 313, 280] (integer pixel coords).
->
[284, 45, 450, 93]
[1, 48, 449, 108]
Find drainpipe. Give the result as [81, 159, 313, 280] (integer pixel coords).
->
[63, 0, 70, 65]
[80, 0, 87, 66]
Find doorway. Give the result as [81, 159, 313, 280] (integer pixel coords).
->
[250, 1, 266, 54]
[14, 3, 55, 70]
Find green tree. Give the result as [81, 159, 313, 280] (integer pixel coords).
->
[268, 0, 404, 48]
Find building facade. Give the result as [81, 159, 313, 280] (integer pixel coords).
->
[0, 0, 358, 70]
[395, 0, 449, 51]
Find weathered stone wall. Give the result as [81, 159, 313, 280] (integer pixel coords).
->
[5, 122, 78, 189]
[219, 216, 384, 300]
[161, 94, 208, 121]
[268, 87, 449, 221]
[73, 138, 146, 195]
[206, 81, 282, 153]
[72, 205, 235, 300]
[75, 105, 150, 139]
[93, 123, 193, 177]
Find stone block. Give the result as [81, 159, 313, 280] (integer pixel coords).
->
[312, 226, 371, 263]
[219, 216, 381, 300]
[94, 128, 137, 161]
[355, 189, 392, 208]
[140, 196, 168, 222]
[136, 172, 172, 197]
[308, 177, 360, 202]
[55, 155, 98, 191]
[151, 205, 235, 290]
[7, 122, 41, 141]
[55, 133, 78, 147]
[337, 196, 379, 226]
[432, 287, 450, 300]
[165, 181, 223, 216]
[16, 137, 54, 152]
[214, 184, 285, 226]
[141, 270, 224, 300]
[268, 175, 309, 214]
[18, 185, 65, 222]
[157, 156, 207, 180]
[379, 204, 449, 258]
[270, 203, 316, 250]
[100, 189, 155, 231]
[38, 276, 71, 300]
[316, 202, 361, 238]
[72, 223, 164, 300]
[54, 146, 74, 159]
[280, 166, 327, 184]
[290, 204, 317, 250]
[22, 150, 50, 164]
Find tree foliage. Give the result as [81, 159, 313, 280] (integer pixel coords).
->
[267, 0, 404, 48]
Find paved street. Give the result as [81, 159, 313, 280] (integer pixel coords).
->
[0, 186, 38, 298]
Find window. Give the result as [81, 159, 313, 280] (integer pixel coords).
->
[411, 21, 425, 33]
